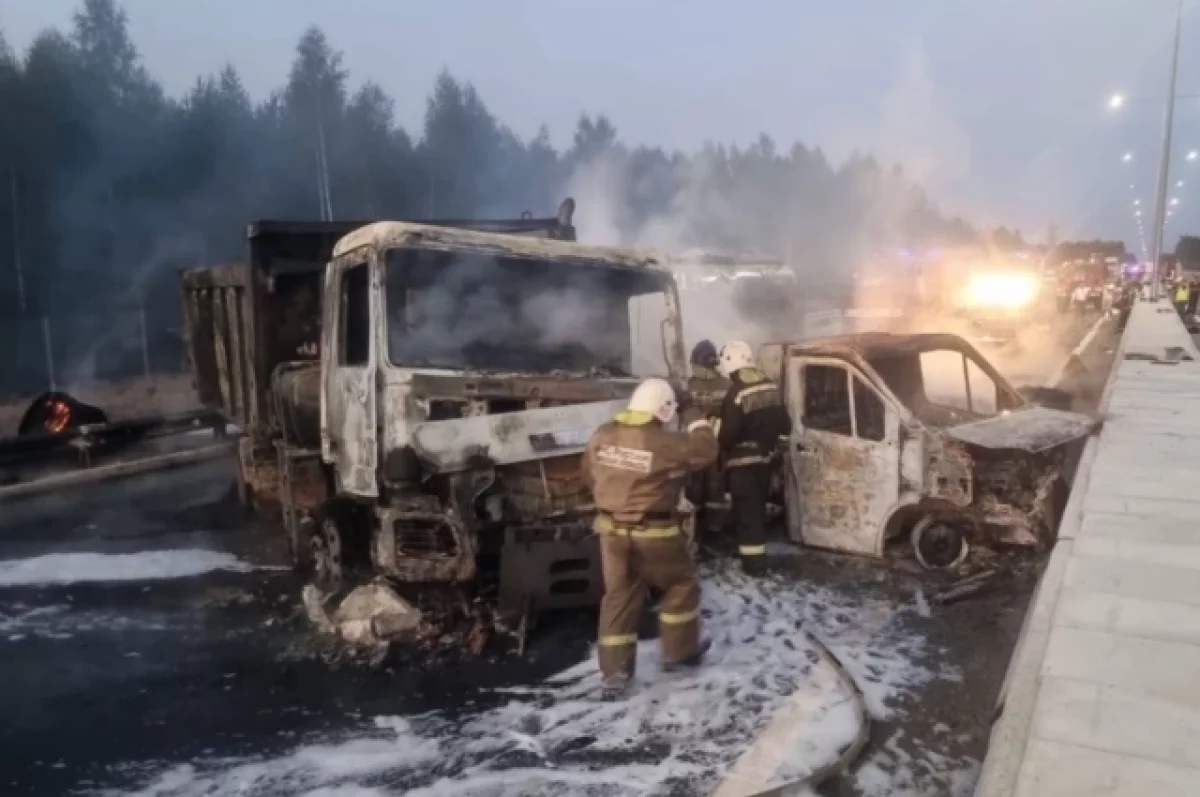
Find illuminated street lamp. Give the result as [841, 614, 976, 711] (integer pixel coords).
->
[1171, 197, 1180, 206]
[1189, 150, 1199, 161]
[1123, 152, 1134, 163]
[1135, 199, 1141, 205]
[1109, 93, 1126, 110]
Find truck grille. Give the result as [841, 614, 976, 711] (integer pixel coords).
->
[394, 520, 460, 558]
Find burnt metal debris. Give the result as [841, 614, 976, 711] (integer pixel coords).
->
[757, 332, 1097, 567]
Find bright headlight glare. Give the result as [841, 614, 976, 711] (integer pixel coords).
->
[961, 272, 1039, 309]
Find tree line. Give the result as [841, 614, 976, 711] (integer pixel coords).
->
[0, 0, 983, 322]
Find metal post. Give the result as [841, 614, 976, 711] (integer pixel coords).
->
[41, 315, 56, 391]
[139, 305, 151, 379]
[1150, 0, 1184, 301]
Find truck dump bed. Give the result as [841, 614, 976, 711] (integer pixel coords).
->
[180, 200, 577, 437]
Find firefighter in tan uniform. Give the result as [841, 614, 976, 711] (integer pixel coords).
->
[581, 377, 718, 697]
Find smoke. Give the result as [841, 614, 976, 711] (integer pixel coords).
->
[387, 248, 664, 376]
[871, 48, 973, 194]
[568, 151, 852, 371]
[559, 45, 995, 370]
[54, 231, 206, 390]
[564, 155, 628, 249]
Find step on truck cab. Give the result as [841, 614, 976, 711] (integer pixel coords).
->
[181, 199, 688, 639]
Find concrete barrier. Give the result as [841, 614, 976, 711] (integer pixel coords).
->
[971, 305, 1138, 796]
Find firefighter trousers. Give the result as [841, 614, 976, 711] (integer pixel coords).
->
[596, 523, 701, 683]
[728, 463, 771, 559]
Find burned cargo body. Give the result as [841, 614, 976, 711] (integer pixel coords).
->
[758, 333, 1096, 568]
[181, 200, 689, 640]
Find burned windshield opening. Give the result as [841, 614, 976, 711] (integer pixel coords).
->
[385, 248, 668, 374]
[868, 347, 1000, 427]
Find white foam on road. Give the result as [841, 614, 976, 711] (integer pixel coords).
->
[0, 602, 175, 640]
[102, 567, 952, 797]
[853, 730, 980, 797]
[0, 550, 256, 587]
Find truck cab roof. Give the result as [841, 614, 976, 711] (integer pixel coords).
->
[333, 220, 668, 276]
[244, 198, 578, 278]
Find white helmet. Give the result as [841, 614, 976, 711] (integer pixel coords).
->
[627, 377, 678, 424]
[718, 341, 754, 377]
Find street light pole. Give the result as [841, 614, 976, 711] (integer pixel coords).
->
[1150, 0, 1184, 300]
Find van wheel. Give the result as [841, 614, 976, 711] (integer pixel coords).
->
[309, 502, 370, 593]
[911, 516, 969, 570]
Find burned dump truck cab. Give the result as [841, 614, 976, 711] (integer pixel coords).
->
[181, 201, 688, 634]
[758, 333, 1096, 568]
[318, 222, 686, 621]
[181, 201, 579, 515]
[183, 201, 687, 633]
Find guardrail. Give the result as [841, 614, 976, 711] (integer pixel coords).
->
[0, 410, 226, 469]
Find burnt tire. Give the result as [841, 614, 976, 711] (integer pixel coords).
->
[911, 516, 969, 570]
[308, 501, 371, 593]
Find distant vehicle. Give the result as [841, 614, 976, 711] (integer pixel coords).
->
[946, 256, 1047, 347]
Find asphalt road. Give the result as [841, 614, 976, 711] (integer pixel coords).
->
[0, 311, 1119, 797]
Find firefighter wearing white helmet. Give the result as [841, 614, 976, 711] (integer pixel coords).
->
[717, 341, 792, 575]
[581, 377, 718, 697]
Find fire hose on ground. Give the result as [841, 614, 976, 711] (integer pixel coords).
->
[713, 574, 870, 797]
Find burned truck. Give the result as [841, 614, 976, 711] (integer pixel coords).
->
[758, 333, 1095, 568]
[181, 201, 688, 642]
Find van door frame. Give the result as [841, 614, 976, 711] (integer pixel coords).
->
[783, 353, 903, 556]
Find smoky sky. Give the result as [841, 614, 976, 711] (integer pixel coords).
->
[4, 0, 1200, 251]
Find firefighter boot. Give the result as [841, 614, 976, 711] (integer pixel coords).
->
[729, 464, 770, 576]
[740, 554, 768, 576]
[661, 637, 712, 673]
[600, 671, 631, 701]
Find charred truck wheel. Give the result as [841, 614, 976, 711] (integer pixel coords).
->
[309, 500, 371, 595]
[911, 515, 970, 570]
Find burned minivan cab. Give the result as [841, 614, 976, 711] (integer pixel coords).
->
[758, 333, 1096, 568]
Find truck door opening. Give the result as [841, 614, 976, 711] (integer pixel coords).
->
[324, 257, 379, 497]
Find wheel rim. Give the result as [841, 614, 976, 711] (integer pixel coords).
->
[912, 518, 968, 570]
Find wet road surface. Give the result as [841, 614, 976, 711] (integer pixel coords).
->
[0, 313, 1118, 797]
